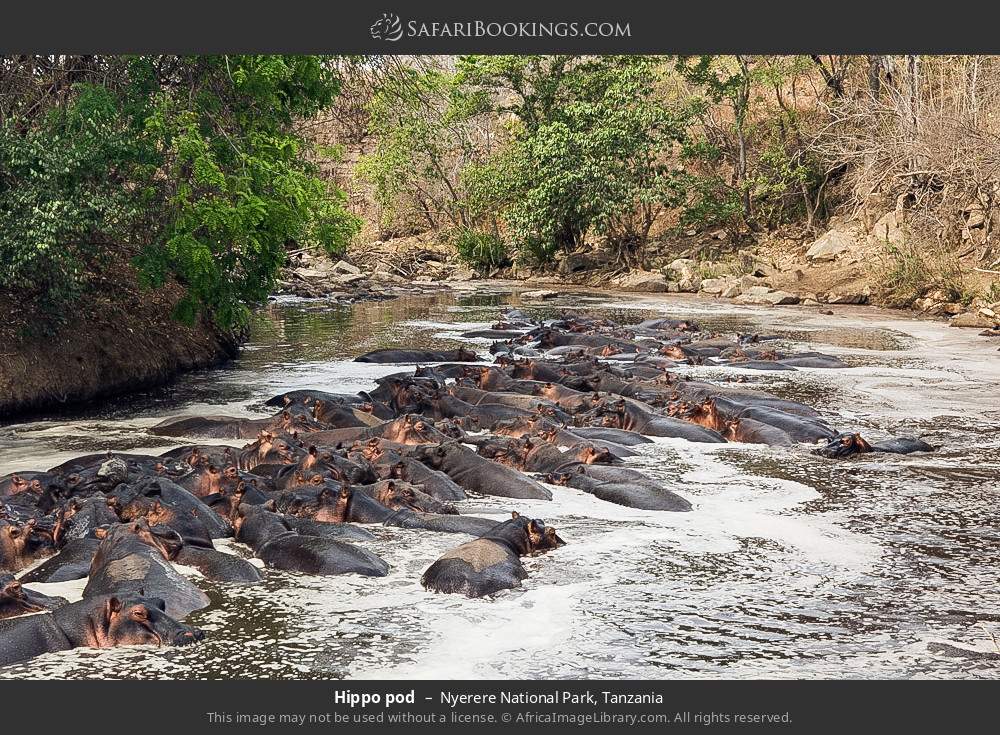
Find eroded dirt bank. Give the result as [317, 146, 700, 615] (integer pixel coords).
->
[0, 280, 238, 420]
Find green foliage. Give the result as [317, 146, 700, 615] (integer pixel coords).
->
[356, 65, 493, 235]
[1, 55, 359, 329]
[676, 55, 821, 236]
[449, 227, 509, 271]
[458, 55, 691, 264]
[0, 83, 149, 318]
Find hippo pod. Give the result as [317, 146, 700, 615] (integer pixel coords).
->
[83, 521, 211, 619]
[421, 512, 564, 598]
[235, 504, 388, 577]
[0, 594, 203, 667]
[0, 573, 66, 619]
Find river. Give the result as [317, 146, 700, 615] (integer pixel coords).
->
[1, 285, 998, 679]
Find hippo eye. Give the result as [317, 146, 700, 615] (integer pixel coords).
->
[130, 607, 149, 621]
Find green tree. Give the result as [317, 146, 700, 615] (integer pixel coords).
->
[458, 55, 691, 265]
[0, 55, 359, 329]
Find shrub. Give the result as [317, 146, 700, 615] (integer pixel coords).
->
[449, 227, 509, 271]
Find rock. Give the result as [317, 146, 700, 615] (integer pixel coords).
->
[720, 284, 740, 299]
[616, 270, 669, 293]
[806, 229, 856, 261]
[677, 277, 700, 293]
[735, 286, 799, 306]
[699, 277, 733, 295]
[950, 312, 996, 328]
[332, 272, 367, 286]
[802, 298, 820, 306]
[739, 274, 768, 292]
[741, 285, 773, 299]
[826, 290, 869, 305]
[709, 229, 727, 240]
[557, 251, 596, 274]
[979, 307, 997, 319]
[942, 302, 964, 316]
[870, 210, 905, 247]
[331, 260, 362, 276]
[452, 265, 476, 281]
[760, 290, 800, 305]
[666, 281, 681, 293]
[521, 289, 559, 300]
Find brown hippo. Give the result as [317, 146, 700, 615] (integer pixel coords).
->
[0, 594, 203, 666]
[421, 512, 564, 597]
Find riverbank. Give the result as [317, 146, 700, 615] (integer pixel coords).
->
[0, 276, 240, 420]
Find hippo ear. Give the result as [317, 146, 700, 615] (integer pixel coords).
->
[511, 511, 520, 519]
[264, 500, 277, 512]
[309, 446, 318, 456]
[94, 526, 109, 540]
[104, 596, 124, 619]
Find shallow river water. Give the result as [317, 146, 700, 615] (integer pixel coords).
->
[2, 285, 999, 679]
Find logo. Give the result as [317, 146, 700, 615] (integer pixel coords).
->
[370, 13, 403, 41]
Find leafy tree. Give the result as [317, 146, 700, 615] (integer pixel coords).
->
[458, 55, 691, 265]
[0, 55, 359, 329]
[676, 55, 818, 237]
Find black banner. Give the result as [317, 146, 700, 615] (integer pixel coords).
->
[3, 0, 1000, 54]
[0, 680, 994, 732]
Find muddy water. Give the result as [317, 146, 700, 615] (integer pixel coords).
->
[2, 286, 999, 679]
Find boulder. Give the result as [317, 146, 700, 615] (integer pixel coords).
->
[521, 289, 559, 300]
[870, 211, 905, 247]
[826, 289, 869, 305]
[699, 277, 734, 295]
[761, 290, 801, 305]
[617, 270, 669, 293]
[332, 260, 362, 276]
[332, 272, 367, 286]
[950, 312, 996, 328]
[720, 284, 740, 299]
[806, 229, 856, 261]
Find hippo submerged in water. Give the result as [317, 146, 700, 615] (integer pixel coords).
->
[0, 594, 203, 667]
[421, 512, 564, 598]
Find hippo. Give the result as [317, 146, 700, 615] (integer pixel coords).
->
[421, 513, 564, 597]
[372, 454, 467, 501]
[411, 442, 553, 500]
[55, 496, 120, 543]
[355, 347, 482, 363]
[383, 509, 501, 536]
[588, 399, 727, 443]
[0, 519, 49, 573]
[234, 504, 388, 577]
[111, 477, 232, 540]
[0, 594, 203, 667]
[0, 574, 66, 619]
[83, 521, 211, 619]
[724, 417, 795, 446]
[18, 538, 101, 583]
[816, 433, 935, 458]
[547, 465, 693, 512]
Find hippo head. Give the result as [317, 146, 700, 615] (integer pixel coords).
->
[386, 415, 437, 445]
[0, 573, 46, 617]
[94, 595, 204, 648]
[576, 445, 615, 465]
[817, 432, 873, 458]
[0, 519, 36, 571]
[512, 512, 566, 553]
[96, 519, 184, 561]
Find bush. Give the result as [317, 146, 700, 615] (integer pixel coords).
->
[0, 55, 359, 329]
[449, 227, 509, 271]
[870, 241, 968, 307]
